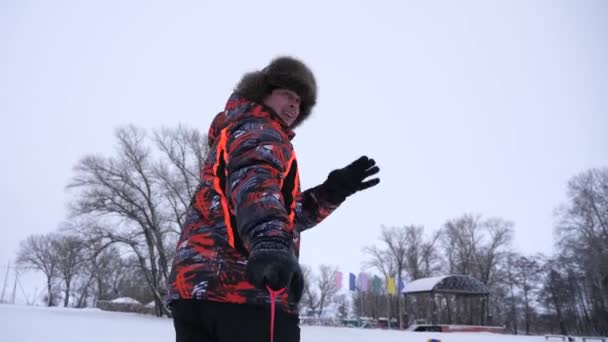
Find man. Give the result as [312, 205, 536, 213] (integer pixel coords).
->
[167, 56, 380, 342]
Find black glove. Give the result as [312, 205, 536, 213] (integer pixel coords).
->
[322, 155, 380, 204]
[246, 245, 304, 303]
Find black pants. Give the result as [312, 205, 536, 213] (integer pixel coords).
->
[170, 300, 300, 342]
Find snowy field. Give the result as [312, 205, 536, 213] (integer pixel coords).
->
[0, 304, 551, 342]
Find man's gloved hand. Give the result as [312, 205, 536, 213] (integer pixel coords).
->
[246, 246, 304, 303]
[322, 155, 380, 204]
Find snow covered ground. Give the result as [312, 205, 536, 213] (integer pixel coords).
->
[0, 304, 551, 342]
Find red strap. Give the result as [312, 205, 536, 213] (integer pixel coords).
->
[266, 286, 286, 342]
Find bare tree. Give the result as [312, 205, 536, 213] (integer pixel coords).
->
[549, 167, 608, 335]
[16, 234, 59, 306]
[93, 245, 129, 301]
[363, 243, 398, 327]
[317, 265, 340, 318]
[364, 225, 442, 328]
[53, 234, 85, 307]
[70, 238, 127, 307]
[153, 125, 208, 233]
[441, 214, 513, 285]
[403, 225, 442, 279]
[300, 265, 320, 316]
[440, 213, 513, 325]
[363, 245, 395, 280]
[515, 254, 541, 334]
[503, 252, 521, 334]
[72, 265, 96, 308]
[67, 126, 172, 316]
[442, 214, 481, 277]
[335, 294, 348, 320]
[541, 261, 570, 335]
[66, 125, 210, 316]
[477, 217, 513, 286]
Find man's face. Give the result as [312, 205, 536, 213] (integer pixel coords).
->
[263, 88, 301, 127]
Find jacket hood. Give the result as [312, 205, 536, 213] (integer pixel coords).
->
[208, 93, 295, 147]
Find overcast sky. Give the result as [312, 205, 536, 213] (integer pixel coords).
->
[1, 0, 607, 295]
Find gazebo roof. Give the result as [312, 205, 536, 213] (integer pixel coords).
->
[402, 274, 490, 295]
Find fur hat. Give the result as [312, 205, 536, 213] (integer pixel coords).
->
[234, 56, 317, 128]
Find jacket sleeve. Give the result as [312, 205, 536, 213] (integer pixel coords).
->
[294, 184, 342, 233]
[225, 120, 293, 252]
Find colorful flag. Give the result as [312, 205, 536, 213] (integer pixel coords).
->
[372, 275, 382, 294]
[334, 271, 343, 290]
[358, 272, 369, 292]
[387, 276, 396, 295]
[349, 273, 356, 291]
[398, 279, 405, 293]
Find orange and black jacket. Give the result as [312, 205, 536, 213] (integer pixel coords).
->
[166, 93, 340, 315]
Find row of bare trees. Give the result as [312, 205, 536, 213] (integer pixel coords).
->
[491, 169, 607, 335]
[17, 232, 154, 308]
[545, 168, 608, 335]
[351, 168, 608, 335]
[16, 233, 83, 307]
[357, 216, 512, 329]
[16, 125, 207, 316]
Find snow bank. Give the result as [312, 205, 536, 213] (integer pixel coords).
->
[97, 297, 155, 315]
[110, 297, 141, 304]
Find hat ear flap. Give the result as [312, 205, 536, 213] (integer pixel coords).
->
[234, 71, 273, 106]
